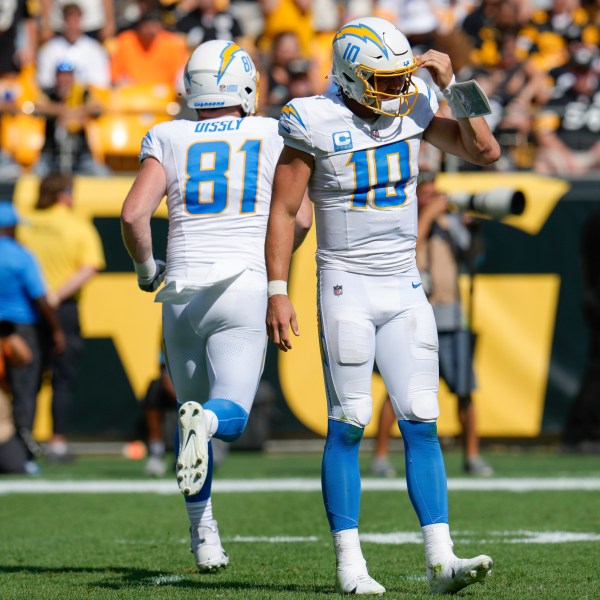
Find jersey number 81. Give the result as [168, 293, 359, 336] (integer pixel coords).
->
[185, 139, 262, 215]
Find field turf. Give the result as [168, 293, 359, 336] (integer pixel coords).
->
[0, 448, 599, 599]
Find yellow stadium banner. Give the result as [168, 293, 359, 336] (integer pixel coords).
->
[12, 172, 574, 440]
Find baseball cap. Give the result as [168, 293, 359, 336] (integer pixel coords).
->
[0, 201, 20, 227]
[56, 60, 76, 73]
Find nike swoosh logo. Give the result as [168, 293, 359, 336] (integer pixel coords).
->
[186, 430, 196, 445]
[412, 282, 422, 289]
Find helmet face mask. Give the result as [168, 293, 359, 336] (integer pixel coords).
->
[332, 17, 419, 117]
[184, 40, 258, 115]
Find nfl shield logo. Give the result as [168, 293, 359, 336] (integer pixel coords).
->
[334, 284, 343, 296]
[370, 129, 380, 140]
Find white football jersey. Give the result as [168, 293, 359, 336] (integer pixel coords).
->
[140, 116, 283, 282]
[279, 78, 438, 275]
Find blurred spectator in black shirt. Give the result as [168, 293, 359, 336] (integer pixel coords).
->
[173, 0, 243, 48]
[263, 30, 315, 116]
[518, 0, 600, 73]
[0, 0, 37, 77]
[33, 61, 110, 177]
[462, 0, 532, 68]
[471, 29, 551, 169]
[533, 46, 600, 176]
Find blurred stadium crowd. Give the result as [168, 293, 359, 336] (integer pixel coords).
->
[1, 0, 600, 178]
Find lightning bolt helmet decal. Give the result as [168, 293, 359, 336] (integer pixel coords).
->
[333, 23, 388, 59]
[217, 42, 243, 84]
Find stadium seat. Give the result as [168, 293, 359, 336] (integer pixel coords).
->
[86, 83, 180, 170]
[0, 112, 46, 167]
[0, 65, 45, 168]
[106, 82, 179, 114]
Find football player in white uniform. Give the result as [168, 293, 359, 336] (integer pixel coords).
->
[265, 17, 500, 595]
[121, 40, 312, 572]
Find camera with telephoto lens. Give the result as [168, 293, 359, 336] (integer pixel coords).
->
[447, 188, 525, 219]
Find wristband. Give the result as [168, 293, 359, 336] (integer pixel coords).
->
[442, 77, 492, 119]
[440, 75, 456, 92]
[267, 280, 288, 298]
[133, 256, 157, 281]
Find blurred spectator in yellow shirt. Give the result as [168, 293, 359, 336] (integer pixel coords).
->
[17, 174, 105, 462]
[258, 0, 314, 57]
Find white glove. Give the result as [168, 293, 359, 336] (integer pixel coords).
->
[135, 258, 166, 292]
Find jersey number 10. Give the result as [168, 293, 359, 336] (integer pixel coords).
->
[348, 140, 411, 209]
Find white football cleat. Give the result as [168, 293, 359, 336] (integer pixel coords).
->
[191, 519, 229, 572]
[335, 568, 386, 595]
[176, 401, 209, 496]
[428, 554, 493, 594]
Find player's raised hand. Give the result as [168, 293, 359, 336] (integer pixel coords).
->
[266, 295, 299, 352]
[416, 50, 454, 91]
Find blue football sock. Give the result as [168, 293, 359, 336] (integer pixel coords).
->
[398, 420, 448, 526]
[204, 398, 248, 442]
[321, 419, 364, 532]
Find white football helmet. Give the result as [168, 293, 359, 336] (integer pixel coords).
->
[183, 40, 259, 115]
[331, 17, 418, 117]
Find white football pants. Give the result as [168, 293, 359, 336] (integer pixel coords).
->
[318, 269, 440, 428]
[161, 269, 267, 412]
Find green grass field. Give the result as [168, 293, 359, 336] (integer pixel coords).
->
[1, 448, 599, 599]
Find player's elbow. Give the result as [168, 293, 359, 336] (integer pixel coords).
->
[120, 203, 146, 229]
[476, 138, 502, 165]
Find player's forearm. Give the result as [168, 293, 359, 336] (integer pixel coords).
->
[266, 215, 296, 281]
[121, 193, 154, 263]
[121, 217, 153, 264]
[456, 117, 500, 165]
[121, 158, 166, 263]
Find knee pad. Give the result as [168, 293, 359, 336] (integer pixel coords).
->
[204, 398, 248, 442]
[337, 388, 373, 428]
[408, 372, 439, 421]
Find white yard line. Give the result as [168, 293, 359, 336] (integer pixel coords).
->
[358, 530, 600, 544]
[1, 477, 600, 494]
[223, 531, 600, 545]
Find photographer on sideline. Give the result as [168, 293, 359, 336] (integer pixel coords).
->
[417, 171, 493, 475]
[371, 171, 494, 477]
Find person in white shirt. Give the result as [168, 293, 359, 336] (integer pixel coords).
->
[121, 39, 311, 572]
[265, 16, 500, 595]
[37, 3, 110, 90]
[39, 0, 116, 42]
